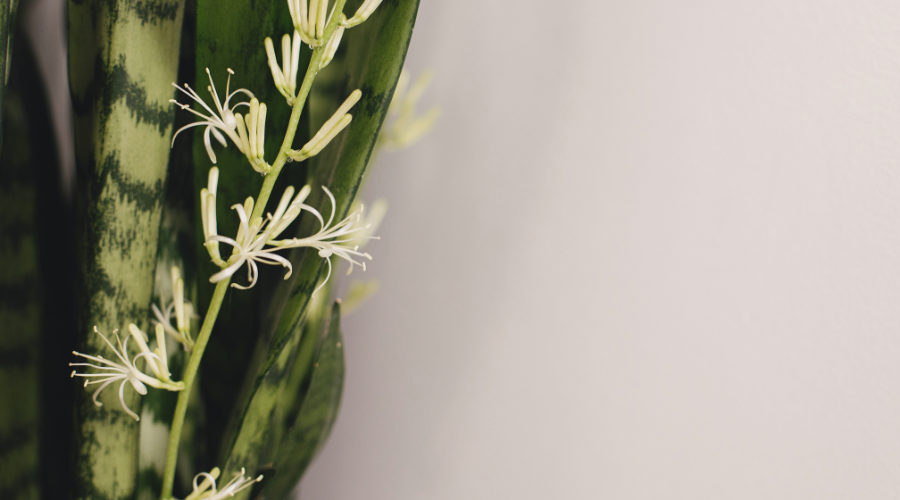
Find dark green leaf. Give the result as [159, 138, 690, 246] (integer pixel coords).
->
[218, 2, 420, 493]
[0, 28, 44, 500]
[2, 30, 77, 500]
[191, 0, 311, 466]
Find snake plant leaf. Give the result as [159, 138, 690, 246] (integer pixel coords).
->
[264, 302, 344, 500]
[68, 1, 186, 497]
[0, 0, 17, 149]
[0, 33, 77, 500]
[192, 0, 311, 466]
[218, 1, 420, 495]
[0, 31, 51, 500]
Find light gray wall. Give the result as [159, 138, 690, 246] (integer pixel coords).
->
[302, 1, 900, 499]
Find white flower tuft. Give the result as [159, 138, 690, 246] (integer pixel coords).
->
[184, 467, 263, 500]
[70, 326, 184, 421]
[170, 69, 271, 173]
[200, 166, 378, 295]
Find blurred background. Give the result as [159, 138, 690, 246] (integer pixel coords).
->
[23, 0, 900, 498]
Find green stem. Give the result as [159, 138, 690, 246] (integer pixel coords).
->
[160, 278, 230, 498]
[160, 4, 347, 498]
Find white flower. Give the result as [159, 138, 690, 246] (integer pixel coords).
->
[151, 266, 196, 352]
[70, 325, 184, 421]
[287, 0, 383, 47]
[185, 467, 263, 500]
[268, 185, 378, 295]
[171, 69, 271, 173]
[200, 168, 377, 295]
[379, 69, 441, 150]
[287, 89, 361, 162]
[208, 194, 296, 290]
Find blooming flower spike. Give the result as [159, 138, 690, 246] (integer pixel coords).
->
[203, 180, 377, 294]
[70, 326, 184, 421]
[288, 89, 362, 162]
[207, 194, 294, 290]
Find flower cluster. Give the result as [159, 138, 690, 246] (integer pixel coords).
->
[200, 167, 377, 294]
[169, 0, 383, 174]
[173, 72, 361, 174]
[70, 325, 184, 421]
[185, 467, 262, 500]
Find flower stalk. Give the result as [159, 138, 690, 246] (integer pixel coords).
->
[159, 2, 350, 497]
